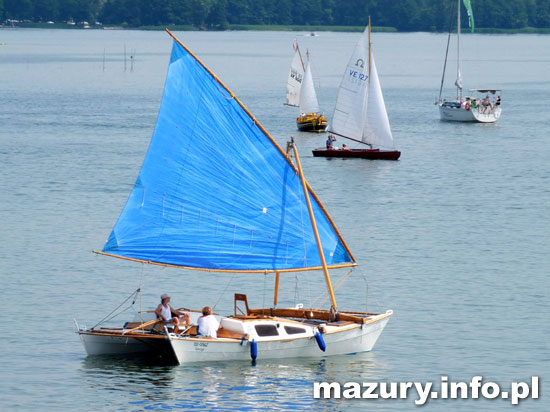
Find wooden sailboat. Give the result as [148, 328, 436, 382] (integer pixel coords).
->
[286, 41, 327, 133]
[313, 18, 400, 160]
[437, 0, 502, 122]
[76, 30, 391, 364]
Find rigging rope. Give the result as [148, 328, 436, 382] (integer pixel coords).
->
[92, 288, 141, 329]
[212, 271, 236, 311]
[294, 272, 300, 305]
[310, 268, 354, 309]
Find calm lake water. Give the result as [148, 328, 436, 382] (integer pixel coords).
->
[0, 28, 548, 411]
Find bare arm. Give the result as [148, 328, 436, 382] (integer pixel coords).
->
[170, 305, 184, 317]
[155, 304, 164, 320]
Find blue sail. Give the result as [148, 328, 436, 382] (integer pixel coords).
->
[102, 35, 354, 272]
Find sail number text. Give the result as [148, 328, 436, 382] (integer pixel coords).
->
[349, 70, 368, 81]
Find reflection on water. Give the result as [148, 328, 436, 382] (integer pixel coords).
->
[80, 354, 385, 410]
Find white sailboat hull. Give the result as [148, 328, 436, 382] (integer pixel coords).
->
[170, 312, 391, 364]
[439, 102, 501, 123]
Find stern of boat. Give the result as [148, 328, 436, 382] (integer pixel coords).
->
[74, 319, 175, 359]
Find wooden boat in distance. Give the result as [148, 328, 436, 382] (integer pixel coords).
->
[286, 42, 327, 133]
[313, 147, 400, 160]
[297, 112, 328, 132]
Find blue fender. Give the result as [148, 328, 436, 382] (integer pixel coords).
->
[314, 331, 326, 352]
[250, 339, 258, 360]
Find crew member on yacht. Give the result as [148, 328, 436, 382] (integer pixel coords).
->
[197, 306, 222, 338]
[155, 294, 190, 331]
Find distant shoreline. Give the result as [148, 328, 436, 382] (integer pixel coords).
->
[3, 22, 550, 34]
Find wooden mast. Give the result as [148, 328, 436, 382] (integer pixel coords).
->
[273, 271, 280, 306]
[290, 140, 337, 310]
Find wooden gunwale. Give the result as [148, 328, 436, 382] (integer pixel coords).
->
[248, 307, 378, 324]
[80, 330, 168, 339]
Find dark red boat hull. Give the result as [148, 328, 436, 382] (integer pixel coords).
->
[312, 148, 401, 160]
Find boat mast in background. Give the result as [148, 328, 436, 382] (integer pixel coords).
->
[437, 0, 502, 123]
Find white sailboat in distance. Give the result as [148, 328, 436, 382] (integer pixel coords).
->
[437, 0, 502, 122]
[286, 41, 328, 132]
[313, 17, 400, 160]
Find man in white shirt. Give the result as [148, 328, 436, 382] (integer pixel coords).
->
[197, 306, 222, 338]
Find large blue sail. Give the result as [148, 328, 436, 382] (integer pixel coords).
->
[102, 35, 354, 272]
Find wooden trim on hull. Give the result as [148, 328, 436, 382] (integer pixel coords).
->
[248, 307, 387, 324]
[312, 148, 400, 160]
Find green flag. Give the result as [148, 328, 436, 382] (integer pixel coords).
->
[462, 0, 475, 32]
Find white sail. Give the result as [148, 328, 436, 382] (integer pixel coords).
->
[330, 26, 395, 149]
[299, 62, 320, 114]
[285, 45, 304, 107]
[330, 28, 370, 141]
[363, 55, 395, 149]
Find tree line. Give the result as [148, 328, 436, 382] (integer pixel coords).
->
[2, 0, 550, 31]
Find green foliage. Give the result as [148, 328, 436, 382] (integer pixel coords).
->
[2, 0, 550, 30]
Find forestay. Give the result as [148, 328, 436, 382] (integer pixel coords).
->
[101, 39, 354, 272]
